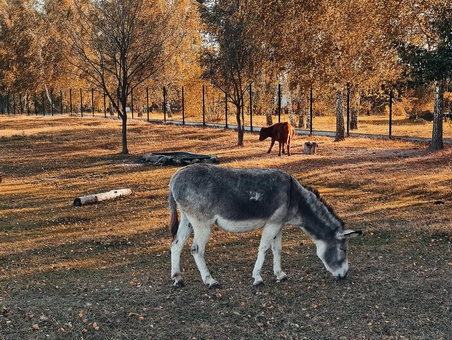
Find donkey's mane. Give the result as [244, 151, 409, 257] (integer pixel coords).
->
[304, 185, 345, 227]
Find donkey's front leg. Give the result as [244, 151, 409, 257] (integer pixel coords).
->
[271, 230, 287, 281]
[252, 225, 281, 286]
[171, 214, 192, 287]
[191, 225, 219, 288]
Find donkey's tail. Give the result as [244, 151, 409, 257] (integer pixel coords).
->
[168, 189, 179, 239]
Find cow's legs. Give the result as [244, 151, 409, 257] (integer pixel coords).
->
[271, 230, 287, 281]
[190, 223, 219, 288]
[267, 139, 276, 153]
[252, 224, 283, 286]
[278, 142, 283, 156]
[170, 213, 193, 287]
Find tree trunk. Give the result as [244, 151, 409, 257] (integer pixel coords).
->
[335, 89, 345, 142]
[428, 80, 445, 151]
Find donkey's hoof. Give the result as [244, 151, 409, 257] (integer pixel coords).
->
[173, 280, 185, 288]
[253, 280, 264, 287]
[276, 273, 288, 282]
[208, 281, 221, 289]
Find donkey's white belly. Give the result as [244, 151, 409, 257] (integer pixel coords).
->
[215, 216, 267, 233]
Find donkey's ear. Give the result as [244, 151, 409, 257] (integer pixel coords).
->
[341, 230, 363, 238]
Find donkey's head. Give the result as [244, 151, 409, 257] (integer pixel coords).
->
[314, 230, 362, 279]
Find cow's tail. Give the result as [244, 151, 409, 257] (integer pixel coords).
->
[168, 189, 179, 239]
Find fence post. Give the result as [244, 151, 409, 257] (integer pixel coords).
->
[60, 89, 63, 115]
[34, 93, 37, 115]
[91, 88, 95, 117]
[51, 89, 54, 116]
[25, 92, 30, 116]
[103, 92, 106, 118]
[146, 87, 149, 122]
[225, 92, 228, 128]
[389, 89, 393, 139]
[202, 85, 206, 126]
[79, 88, 83, 117]
[278, 84, 282, 123]
[131, 88, 134, 119]
[69, 89, 73, 115]
[346, 83, 350, 137]
[309, 85, 313, 135]
[249, 84, 253, 132]
[163, 86, 167, 122]
[41, 93, 45, 116]
[182, 86, 185, 125]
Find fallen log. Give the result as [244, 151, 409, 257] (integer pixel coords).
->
[73, 189, 132, 206]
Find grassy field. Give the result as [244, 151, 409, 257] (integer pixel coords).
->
[0, 116, 451, 340]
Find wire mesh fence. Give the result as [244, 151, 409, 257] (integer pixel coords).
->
[1, 85, 451, 141]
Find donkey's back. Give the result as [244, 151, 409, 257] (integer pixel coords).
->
[169, 163, 293, 235]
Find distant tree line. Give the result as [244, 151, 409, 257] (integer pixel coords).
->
[0, 0, 451, 152]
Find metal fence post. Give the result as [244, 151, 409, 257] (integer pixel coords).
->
[163, 86, 167, 123]
[131, 88, 134, 119]
[225, 92, 228, 128]
[309, 85, 313, 135]
[79, 88, 83, 117]
[41, 93, 45, 116]
[249, 84, 253, 132]
[51, 89, 54, 116]
[389, 89, 393, 139]
[146, 87, 149, 122]
[60, 89, 63, 115]
[69, 89, 73, 115]
[278, 84, 282, 123]
[103, 92, 106, 118]
[346, 83, 350, 137]
[91, 88, 95, 117]
[202, 85, 206, 126]
[182, 86, 185, 125]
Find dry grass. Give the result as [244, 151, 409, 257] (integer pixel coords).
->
[0, 116, 451, 340]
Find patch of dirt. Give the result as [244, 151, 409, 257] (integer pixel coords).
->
[0, 116, 451, 340]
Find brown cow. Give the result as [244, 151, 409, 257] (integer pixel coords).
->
[259, 122, 295, 156]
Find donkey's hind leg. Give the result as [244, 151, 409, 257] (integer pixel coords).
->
[171, 213, 192, 287]
[271, 230, 288, 281]
[190, 222, 219, 288]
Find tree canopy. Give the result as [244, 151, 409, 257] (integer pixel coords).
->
[0, 0, 451, 151]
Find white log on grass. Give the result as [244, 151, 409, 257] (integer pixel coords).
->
[73, 189, 132, 206]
